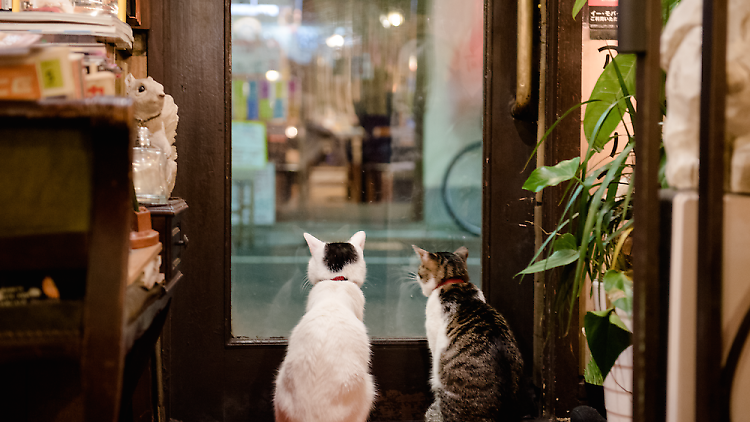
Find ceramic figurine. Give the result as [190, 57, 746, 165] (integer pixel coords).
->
[661, 0, 750, 192]
[125, 74, 179, 197]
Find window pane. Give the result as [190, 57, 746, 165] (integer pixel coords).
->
[231, 0, 484, 339]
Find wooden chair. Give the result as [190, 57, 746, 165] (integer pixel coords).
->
[0, 98, 134, 421]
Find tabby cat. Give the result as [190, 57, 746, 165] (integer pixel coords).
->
[412, 245, 524, 422]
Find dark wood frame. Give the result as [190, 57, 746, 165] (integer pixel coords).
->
[0, 98, 134, 421]
[146, 0, 586, 419]
[126, 0, 150, 29]
[536, 0, 584, 417]
[618, 0, 670, 419]
[695, 0, 727, 420]
[620, 0, 733, 421]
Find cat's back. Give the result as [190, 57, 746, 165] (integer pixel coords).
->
[275, 280, 374, 422]
[440, 283, 520, 353]
[438, 282, 524, 421]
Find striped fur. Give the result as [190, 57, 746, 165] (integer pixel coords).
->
[413, 246, 524, 422]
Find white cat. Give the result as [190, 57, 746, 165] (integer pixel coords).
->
[274, 231, 376, 422]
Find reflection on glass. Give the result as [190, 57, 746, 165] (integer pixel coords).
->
[231, 0, 484, 339]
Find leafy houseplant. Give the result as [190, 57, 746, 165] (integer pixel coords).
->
[517, 0, 681, 385]
[518, 50, 636, 381]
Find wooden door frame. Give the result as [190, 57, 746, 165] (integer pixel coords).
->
[146, 0, 582, 419]
[536, 0, 584, 418]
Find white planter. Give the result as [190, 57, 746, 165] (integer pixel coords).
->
[593, 281, 633, 422]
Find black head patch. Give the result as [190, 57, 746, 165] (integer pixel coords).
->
[324, 242, 358, 272]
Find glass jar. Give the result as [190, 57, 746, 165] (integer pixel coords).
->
[72, 0, 119, 17]
[19, 0, 118, 16]
[132, 126, 167, 205]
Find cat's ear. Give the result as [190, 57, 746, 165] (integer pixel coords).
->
[348, 231, 366, 250]
[454, 246, 469, 262]
[124, 73, 135, 91]
[412, 245, 430, 262]
[303, 233, 324, 256]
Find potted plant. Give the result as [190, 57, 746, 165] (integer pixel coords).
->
[517, 50, 637, 418]
[517, 0, 682, 418]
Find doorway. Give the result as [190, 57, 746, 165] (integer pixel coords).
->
[147, 0, 545, 419]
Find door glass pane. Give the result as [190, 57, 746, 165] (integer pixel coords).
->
[231, 0, 484, 339]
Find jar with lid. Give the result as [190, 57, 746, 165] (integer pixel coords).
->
[132, 126, 167, 205]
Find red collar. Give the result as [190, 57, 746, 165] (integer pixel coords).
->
[331, 276, 348, 281]
[436, 278, 465, 289]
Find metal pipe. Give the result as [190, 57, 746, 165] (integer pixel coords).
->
[511, 0, 533, 118]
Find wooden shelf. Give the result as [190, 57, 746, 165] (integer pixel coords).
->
[124, 240, 184, 352]
[0, 241, 179, 361]
[0, 301, 82, 362]
[0, 12, 134, 49]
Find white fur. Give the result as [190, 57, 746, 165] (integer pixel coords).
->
[274, 232, 375, 422]
[425, 289, 450, 391]
[412, 245, 450, 391]
[304, 231, 367, 287]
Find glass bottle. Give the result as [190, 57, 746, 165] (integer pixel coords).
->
[132, 126, 167, 205]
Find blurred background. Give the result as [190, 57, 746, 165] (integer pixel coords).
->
[229, 0, 484, 338]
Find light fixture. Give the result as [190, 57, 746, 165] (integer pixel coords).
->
[379, 14, 391, 28]
[285, 126, 298, 139]
[325, 34, 345, 48]
[230, 4, 280, 17]
[265, 70, 280, 81]
[387, 11, 404, 27]
[408, 54, 418, 72]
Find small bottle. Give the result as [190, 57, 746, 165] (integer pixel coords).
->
[132, 126, 167, 205]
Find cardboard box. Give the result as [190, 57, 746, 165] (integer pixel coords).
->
[0, 46, 78, 99]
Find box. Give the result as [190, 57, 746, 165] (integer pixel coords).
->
[0, 46, 78, 99]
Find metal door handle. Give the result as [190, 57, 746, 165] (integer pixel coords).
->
[511, 0, 533, 118]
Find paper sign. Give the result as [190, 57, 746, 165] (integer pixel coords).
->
[232, 121, 267, 174]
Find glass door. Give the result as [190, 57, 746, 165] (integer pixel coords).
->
[229, 0, 485, 341]
[151, 0, 542, 418]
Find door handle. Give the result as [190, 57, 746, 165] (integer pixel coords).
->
[511, 0, 533, 118]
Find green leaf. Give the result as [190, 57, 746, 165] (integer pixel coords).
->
[523, 157, 581, 193]
[522, 100, 596, 172]
[572, 0, 588, 18]
[584, 357, 604, 386]
[584, 308, 633, 379]
[517, 249, 578, 275]
[662, 0, 682, 25]
[584, 54, 637, 150]
[554, 233, 577, 252]
[603, 270, 633, 316]
[568, 142, 635, 323]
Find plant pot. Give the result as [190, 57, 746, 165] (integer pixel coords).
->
[130, 206, 159, 249]
[593, 280, 633, 422]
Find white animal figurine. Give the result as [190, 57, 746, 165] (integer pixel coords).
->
[274, 231, 376, 422]
[125, 74, 179, 197]
[661, 0, 750, 192]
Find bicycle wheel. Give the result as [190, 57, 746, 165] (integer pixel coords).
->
[441, 141, 482, 236]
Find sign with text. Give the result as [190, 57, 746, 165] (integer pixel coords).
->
[589, 0, 618, 40]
